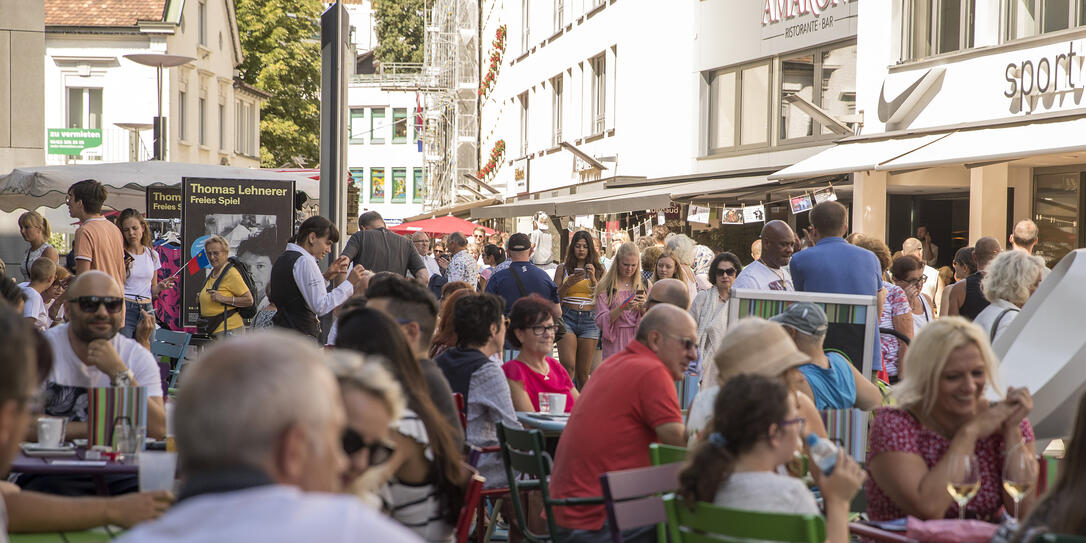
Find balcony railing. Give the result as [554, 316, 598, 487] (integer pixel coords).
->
[350, 62, 434, 88]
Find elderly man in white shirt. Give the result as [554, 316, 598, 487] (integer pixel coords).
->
[411, 231, 442, 277]
[116, 331, 423, 543]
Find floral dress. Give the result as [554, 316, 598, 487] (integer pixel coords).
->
[879, 281, 910, 376]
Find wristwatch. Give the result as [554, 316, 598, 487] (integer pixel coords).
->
[111, 369, 135, 387]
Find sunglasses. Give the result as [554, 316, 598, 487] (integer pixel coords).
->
[717, 267, 737, 277]
[342, 428, 395, 466]
[662, 332, 698, 352]
[72, 296, 124, 314]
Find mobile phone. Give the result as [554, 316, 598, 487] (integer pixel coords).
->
[573, 267, 585, 274]
[635, 289, 646, 296]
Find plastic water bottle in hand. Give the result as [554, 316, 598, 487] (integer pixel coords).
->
[805, 433, 839, 476]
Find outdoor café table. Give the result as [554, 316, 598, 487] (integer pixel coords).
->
[10, 448, 138, 496]
[515, 411, 568, 437]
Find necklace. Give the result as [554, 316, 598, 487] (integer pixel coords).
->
[759, 259, 788, 283]
[525, 358, 550, 380]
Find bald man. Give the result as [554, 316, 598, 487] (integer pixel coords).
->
[945, 236, 1002, 320]
[550, 304, 692, 541]
[733, 220, 795, 291]
[1010, 219, 1040, 254]
[646, 278, 690, 310]
[40, 271, 165, 440]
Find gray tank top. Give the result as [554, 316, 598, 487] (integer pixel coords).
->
[22, 242, 53, 280]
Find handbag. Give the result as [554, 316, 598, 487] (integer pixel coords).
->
[510, 264, 567, 343]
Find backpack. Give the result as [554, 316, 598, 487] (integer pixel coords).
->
[226, 257, 259, 321]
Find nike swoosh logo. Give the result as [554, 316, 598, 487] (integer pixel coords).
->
[878, 67, 945, 123]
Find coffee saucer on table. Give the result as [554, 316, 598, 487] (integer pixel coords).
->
[20, 442, 77, 457]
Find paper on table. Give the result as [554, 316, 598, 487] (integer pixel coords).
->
[49, 460, 108, 467]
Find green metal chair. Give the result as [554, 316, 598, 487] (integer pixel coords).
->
[648, 443, 687, 466]
[661, 493, 826, 543]
[496, 422, 604, 543]
[1034, 535, 1086, 543]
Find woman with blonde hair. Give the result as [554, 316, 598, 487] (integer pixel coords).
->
[18, 211, 58, 281]
[866, 317, 1035, 521]
[594, 242, 649, 359]
[197, 235, 253, 337]
[973, 250, 1046, 342]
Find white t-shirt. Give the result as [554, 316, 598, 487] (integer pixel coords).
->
[733, 260, 794, 291]
[713, 471, 820, 519]
[124, 247, 162, 300]
[20, 284, 49, 330]
[42, 324, 163, 421]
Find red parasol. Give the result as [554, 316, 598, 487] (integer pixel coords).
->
[388, 215, 496, 237]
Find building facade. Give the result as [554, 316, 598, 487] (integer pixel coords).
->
[777, 1, 1086, 267]
[43, 0, 264, 167]
[0, 0, 45, 174]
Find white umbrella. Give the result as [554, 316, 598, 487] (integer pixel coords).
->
[0, 161, 319, 212]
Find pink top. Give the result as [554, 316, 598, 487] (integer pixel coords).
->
[865, 407, 1034, 521]
[595, 288, 642, 360]
[502, 357, 576, 413]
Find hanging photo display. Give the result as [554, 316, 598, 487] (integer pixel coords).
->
[181, 177, 295, 328]
[790, 194, 813, 214]
[687, 204, 710, 224]
[722, 207, 744, 225]
[813, 186, 838, 204]
[574, 215, 594, 229]
[743, 204, 766, 224]
[657, 211, 666, 225]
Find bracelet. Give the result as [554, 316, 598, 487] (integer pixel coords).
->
[230, 296, 235, 305]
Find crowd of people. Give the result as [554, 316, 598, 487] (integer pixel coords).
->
[1, 180, 1082, 542]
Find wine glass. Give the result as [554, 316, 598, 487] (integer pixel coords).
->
[946, 453, 980, 520]
[1002, 443, 1038, 519]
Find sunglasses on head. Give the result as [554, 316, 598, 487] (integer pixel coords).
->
[342, 428, 395, 466]
[72, 296, 124, 314]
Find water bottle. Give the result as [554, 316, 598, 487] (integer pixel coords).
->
[805, 433, 839, 476]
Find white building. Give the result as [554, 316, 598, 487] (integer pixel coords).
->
[774, 1, 1086, 267]
[347, 82, 427, 224]
[43, 0, 265, 167]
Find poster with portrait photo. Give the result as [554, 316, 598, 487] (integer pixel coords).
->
[790, 194, 813, 214]
[813, 187, 838, 204]
[743, 204, 765, 224]
[181, 178, 294, 328]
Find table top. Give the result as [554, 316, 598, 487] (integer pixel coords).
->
[516, 411, 569, 434]
[11, 446, 138, 476]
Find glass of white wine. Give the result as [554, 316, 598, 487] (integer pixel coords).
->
[1002, 443, 1038, 519]
[946, 453, 980, 520]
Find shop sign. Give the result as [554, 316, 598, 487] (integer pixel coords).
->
[513, 157, 529, 194]
[47, 128, 102, 155]
[760, 0, 856, 56]
[1003, 41, 1086, 114]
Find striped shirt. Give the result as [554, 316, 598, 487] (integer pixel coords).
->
[384, 409, 454, 543]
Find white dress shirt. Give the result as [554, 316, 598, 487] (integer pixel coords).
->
[114, 485, 424, 543]
[284, 243, 354, 317]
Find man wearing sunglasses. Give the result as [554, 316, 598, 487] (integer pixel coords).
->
[550, 304, 694, 542]
[38, 272, 165, 445]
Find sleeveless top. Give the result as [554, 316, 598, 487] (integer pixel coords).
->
[959, 272, 989, 321]
[912, 294, 933, 333]
[561, 269, 595, 308]
[797, 350, 856, 410]
[23, 242, 53, 280]
[268, 250, 320, 338]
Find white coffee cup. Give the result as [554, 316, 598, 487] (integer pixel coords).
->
[139, 451, 178, 492]
[546, 393, 567, 414]
[37, 417, 65, 448]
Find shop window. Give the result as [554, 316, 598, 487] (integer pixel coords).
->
[392, 108, 408, 143]
[371, 168, 385, 202]
[780, 42, 857, 141]
[413, 168, 425, 203]
[1033, 170, 1082, 267]
[780, 53, 816, 140]
[371, 108, 385, 144]
[391, 168, 407, 203]
[821, 44, 857, 135]
[1006, 0, 1086, 40]
[904, 0, 975, 60]
[707, 60, 770, 152]
[349, 108, 365, 144]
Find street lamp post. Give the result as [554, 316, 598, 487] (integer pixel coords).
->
[123, 53, 196, 160]
[113, 122, 153, 161]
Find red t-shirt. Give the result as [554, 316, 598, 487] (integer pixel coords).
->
[549, 340, 682, 530]
[502, 357, 576, 413]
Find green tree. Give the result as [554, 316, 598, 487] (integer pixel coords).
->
[373, 0, 425, 64]
[235, 0, 322, 167]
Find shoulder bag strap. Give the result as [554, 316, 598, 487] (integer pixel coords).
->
[989, 307, 1019, 343]
[509, 264, 529, 297]
[210, 262, 236, 332]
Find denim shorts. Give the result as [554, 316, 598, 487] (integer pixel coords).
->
[562, 307, 600, 340]
[121, 300, 154, 338]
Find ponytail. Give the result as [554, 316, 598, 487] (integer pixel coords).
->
[40, 217, 51, 239]
[677, 374, 791, 508]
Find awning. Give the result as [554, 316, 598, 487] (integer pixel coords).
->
[769, 133, 948, 181]
[552, 175, 776, 216]
[879, 116, 1086, 171]
[471, 190, 606, 219]
[404, 198, 500, 222]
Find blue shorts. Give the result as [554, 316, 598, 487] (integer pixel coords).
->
[121, 300, 154, 338]
[562, 307, 600, 340]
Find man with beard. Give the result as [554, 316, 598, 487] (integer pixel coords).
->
[40, 271, 165, 441]
[733, 220, 795, 291]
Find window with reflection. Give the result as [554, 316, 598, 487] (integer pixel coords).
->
[904, 0, 975, 60]
[1005, 0, 1086, 41]
[707, 61, 770, 152]
[1033, 170, 1082, 268]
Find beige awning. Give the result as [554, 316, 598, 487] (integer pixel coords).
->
[552, 175, 776, 216]
[768, 133, 949, 181]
